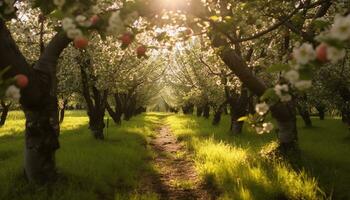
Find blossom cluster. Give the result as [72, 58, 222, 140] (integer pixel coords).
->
[281, 14, 350, 102]
[250, 14, 350, 134]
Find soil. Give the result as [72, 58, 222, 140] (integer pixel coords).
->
[147, 126, 214, 200]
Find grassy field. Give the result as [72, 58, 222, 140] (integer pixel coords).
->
[0, 111, 162, 200]
[0, 111, 349, 200]
[165, 115, 350, 200]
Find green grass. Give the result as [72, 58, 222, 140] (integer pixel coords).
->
[165, 114, 350, 200]
[0, 111, 165, 200]
[1, 111, 349, 200]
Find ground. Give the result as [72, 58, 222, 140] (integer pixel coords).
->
[0, 111, 349, 200]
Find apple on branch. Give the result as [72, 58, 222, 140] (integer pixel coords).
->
[74, 36, 89, 49]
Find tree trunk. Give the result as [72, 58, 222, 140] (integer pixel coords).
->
[212, 101, 227, 125]
[229, 88, 249, 135]
[79, 54, 108, 140]
[316, 106, 325, 120]
[89, 110, 105, 140]
[1, 18, 71, 183]
[59, 99, 68, 124]
[219, 48, 298, 147]
[106, 102, 122, 125]
[203, 104, 210, 119]
[196, 106, 203, 117]
[0, 100, 11, 126]
[297, 105, 312, 127]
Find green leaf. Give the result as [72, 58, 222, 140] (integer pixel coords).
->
[267, 64, 290, 73]
[260, 88, 279, 102]
[49, 9, 64, 19]
[237, 116, 248, 122]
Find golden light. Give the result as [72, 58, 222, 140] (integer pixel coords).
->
[156, 0, 189, 10]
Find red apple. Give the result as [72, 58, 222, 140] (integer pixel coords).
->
[119, 33, 133, 46]
[74, 36, 89, 49]
[90, 15, 100, 25]
[15, 74, 29, 88]
[316, 43, 328, 63]
[136, 45, 147, 58]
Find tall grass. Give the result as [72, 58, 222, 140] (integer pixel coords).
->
[166, 114, 349, 200]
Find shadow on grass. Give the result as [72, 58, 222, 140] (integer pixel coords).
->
[166, 114, 337, 200]
[0, 112, 166, 200]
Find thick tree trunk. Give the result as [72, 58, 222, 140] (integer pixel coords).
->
[89, 110, 105, 140]
[203, 104, 210, 119]
[220, 48, 298, 146]
[59, 99, 68, 124]
[0, 19, 71, 183]
[24, 32, 70, 183]
[0, 100, 11, 126]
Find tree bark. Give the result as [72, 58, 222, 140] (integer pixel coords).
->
[59, 99, 68, 124]
[229, 88, 249, 135]
[296, 97, 312, 127]
[106, 102, 122, 125]
[0, 19, 71, 183]
[212, 101, 227, 125]
[79, 54, 107, 140]
[220, 48, 298, 146]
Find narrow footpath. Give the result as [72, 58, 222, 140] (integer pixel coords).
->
[147, 125, 213, 200]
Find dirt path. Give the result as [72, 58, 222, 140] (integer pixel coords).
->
[148, 126, 214, 200]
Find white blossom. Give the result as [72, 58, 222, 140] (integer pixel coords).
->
[330, 14, 350, 41]
[294, 80, 312, 91]
[255, 126, 264, 135]
[274, 84, 292, 102]
[5, 85, 20, 101]
[274, 84, 289, 96]
[292, 43, 316, 65]
[262, 122, 274, 133]
[216, 80, 221, 86]
[91, 5, 102, 14]
[284, 70, 299, 83]
[53, 0, 65, 8]
[66, 28, 82, 39]
[62, 18, 76, 31]
[327, 46, 346, 63]
[280, 94, 292, 102]
[255, 102, 269, 116]
[75, 15, 87, 26]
